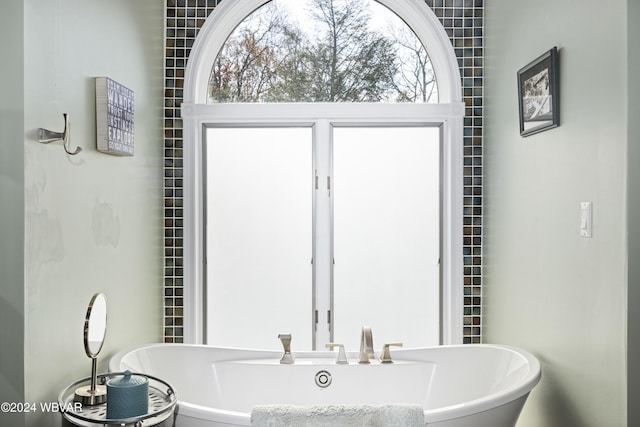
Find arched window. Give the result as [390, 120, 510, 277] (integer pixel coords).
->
[207, 0, 438, 103]
[181, 0, 464, 349]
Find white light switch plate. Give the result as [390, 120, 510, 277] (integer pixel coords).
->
[580, 201, 592, 238]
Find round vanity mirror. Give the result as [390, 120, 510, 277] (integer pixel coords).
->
[75, 293, 108, 406]
[84, 293, 107, 357]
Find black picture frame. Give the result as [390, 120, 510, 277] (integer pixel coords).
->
[517, 47, 559, 137]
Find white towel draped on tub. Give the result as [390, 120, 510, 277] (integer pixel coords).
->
[250, 404, 425, 427]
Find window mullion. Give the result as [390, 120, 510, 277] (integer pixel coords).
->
[312, 119, 333, 349]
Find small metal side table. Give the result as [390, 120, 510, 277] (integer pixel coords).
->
[58, 372, 177, 427]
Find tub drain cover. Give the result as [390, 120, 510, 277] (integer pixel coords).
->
[314, 370, 332, 388]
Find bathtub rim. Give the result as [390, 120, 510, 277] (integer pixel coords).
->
[109, 343, 541, 424]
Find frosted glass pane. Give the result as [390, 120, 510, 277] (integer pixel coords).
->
[333, 127, 440, 350]
[205, 127, 312, 350]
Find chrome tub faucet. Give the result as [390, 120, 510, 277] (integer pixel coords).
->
[358, 326, 374, 364]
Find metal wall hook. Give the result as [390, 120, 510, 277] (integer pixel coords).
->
[38, 113, 82, 155]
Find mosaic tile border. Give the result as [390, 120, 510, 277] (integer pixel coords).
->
[163, 0, 483, 344]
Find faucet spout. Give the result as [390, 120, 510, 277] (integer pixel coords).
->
[358, 326, 374, 364]
[278, 334, 294, 364]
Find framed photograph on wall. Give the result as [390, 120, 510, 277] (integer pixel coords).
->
[517, 47, 559, 137]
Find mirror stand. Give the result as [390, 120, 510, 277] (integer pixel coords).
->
[74, 357, 107, 405]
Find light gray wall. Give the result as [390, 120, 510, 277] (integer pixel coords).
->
[0, 1, 164, 426]
[627, 0, 640, 425]
[0, 0, 25, 426]
[484, 0, 628, 426]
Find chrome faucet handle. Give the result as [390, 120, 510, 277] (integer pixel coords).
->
[278, 334, 294, 364]
[379, 342, 403, 364]
[325, 343, 349, 364]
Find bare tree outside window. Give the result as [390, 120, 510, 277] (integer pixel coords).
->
[208, 0, 438, 103]
[389, 21, 438, 103]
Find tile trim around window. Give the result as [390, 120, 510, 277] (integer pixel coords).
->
[163, 0, 483, 344]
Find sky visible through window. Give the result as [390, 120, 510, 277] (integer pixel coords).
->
[208, 0, 438, 103]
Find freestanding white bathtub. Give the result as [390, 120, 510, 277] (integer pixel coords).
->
[109, 344, 540, 427]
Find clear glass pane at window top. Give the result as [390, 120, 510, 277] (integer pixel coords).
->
[207, 0, 438, 103]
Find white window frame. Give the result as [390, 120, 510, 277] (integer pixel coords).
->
[181, 0, 465, 345]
